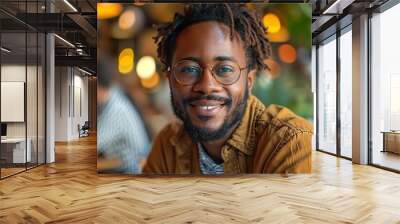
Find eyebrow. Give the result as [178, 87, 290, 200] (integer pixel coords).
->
[177, 56, 238, 63]
[214, 56, 238, 63]
[178, 57, 201, 62]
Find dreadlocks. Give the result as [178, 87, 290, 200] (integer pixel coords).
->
[154, 3, 271, 72]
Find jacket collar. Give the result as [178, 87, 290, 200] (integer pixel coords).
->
[169, 122, 201, 174]
[226, 95, 264, 156]
[169, 122, 193, 158]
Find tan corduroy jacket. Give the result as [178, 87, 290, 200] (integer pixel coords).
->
[143, 95, 313, 174]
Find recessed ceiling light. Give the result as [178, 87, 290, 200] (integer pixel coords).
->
[63, 0, 78, 12]
[1, 47, 11, 53]
[78, 67, 93, 76]
[54, 34, 75, 48]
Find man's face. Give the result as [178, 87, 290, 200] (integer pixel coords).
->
[169, 21, 255, 142]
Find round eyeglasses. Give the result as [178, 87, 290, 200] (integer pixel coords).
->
[168, 60, 248, 86]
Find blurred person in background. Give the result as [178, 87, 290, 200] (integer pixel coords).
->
[143, 3, 313, 174]
[97, 55, 150, 174]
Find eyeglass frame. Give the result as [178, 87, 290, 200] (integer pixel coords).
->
[167, 59, 249, 86]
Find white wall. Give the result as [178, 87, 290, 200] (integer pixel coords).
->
[1, 65, 36, 138]
[55, 67, 69, 141]
[54, 67, 89, 141]
[71, 72, 89, 138]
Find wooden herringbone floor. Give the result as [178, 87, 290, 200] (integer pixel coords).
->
[1, 135, 400, 224]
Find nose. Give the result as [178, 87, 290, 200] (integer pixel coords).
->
[192, 68, 222, 94]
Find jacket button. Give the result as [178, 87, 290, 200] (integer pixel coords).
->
[222, 148, 230, 159]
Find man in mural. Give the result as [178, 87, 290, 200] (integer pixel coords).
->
[143, 3, 313, 174]
[97, 55, 150, 174]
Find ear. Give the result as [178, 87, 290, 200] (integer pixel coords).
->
[247, 69, 256, 92]
[166, 70, 175, 88]
[166, 65, 173, 78]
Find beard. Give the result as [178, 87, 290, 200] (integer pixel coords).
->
[171, 86, 249, 143]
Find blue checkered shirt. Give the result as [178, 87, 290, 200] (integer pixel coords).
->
[98, 86, 150, 174]
[198, 144, 224, 174]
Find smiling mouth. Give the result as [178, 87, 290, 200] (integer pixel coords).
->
[194, 105, 222, 110]
[188, 99, 226, 118]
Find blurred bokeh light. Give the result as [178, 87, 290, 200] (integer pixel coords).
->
[263, 13, 281, 34]
[119, 9, 136, 30]
[141, 72, 160, 89]
[97, 3, 122, 20]
[136, 56, 156, 79]
[278, 44, 297, 64]
[118, 48, 134, 74]
[267, 26, 289, 43]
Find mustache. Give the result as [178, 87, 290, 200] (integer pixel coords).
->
[183, 94, 232, 106]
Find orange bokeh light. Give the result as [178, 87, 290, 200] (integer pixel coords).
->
[119, 10, 136, 30]
[97, 3, 122, 20]
[141, 72, 160, 89]
[278, 44, 297, 64]
[118, 48, 134, 74]
[266, 26, 289, 43]
[262, 13, 281, 34]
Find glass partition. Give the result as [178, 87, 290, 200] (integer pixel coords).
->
[1, 30, 28, 177]
[0, 1, 46, 179]
[371, 3, 400, 171]
[339, 28, 352, 158]
[317, 35, 337, 155]
[27, 31, 38, 169]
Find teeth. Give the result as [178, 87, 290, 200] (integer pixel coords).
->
[199, 105, 218, 110]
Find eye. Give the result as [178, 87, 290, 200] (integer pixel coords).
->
[215, 65, 235, 76]
[179, 66, 201, 75]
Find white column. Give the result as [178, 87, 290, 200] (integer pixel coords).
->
[352, 14, 369, 164]
[45, 1, 55, 163]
